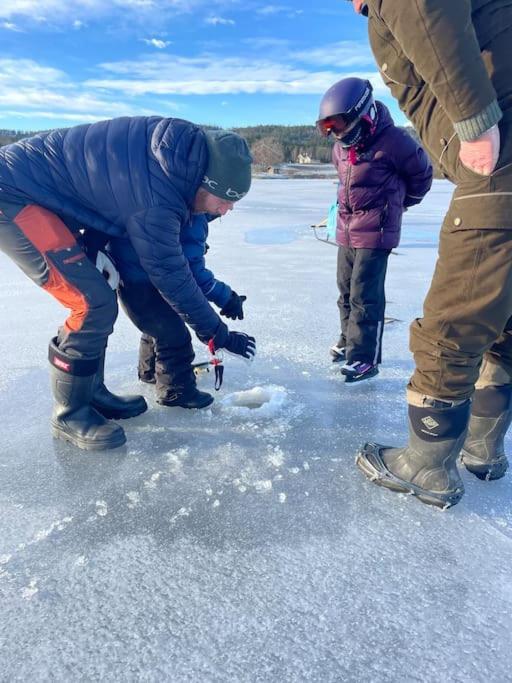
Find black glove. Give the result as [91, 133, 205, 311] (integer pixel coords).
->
[220, 291, 247, 321]
[214, 331, 256, 360]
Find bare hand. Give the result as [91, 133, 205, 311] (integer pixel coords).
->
[459, 124, 500, 176]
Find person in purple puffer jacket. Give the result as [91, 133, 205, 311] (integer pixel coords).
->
[317, 77, 433, 382]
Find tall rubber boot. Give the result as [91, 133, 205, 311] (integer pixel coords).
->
[356, 399, 470, 509]
[92, 351, 148, 420]
[49, 339, 126, 451]
[460, 385, 512, 481]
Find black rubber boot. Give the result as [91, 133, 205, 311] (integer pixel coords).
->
[154, 340, 213, 409]
[157, 378, 214, 409]
[356, 399, 471, 509]
[138, 334, 156, 384]
[92, 351, 148, 420]
[461, 385, 512, 481]
[49, 340, 126, 451]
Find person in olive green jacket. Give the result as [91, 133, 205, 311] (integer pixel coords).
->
[350, 0, 512, 509]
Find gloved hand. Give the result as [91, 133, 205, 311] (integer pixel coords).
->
[96, 251, 120, 290]
[220, 291, 247, 320]
[459, 124, 500, 176]
[213, 329, 256, 361]
[224, 332, 256, 360]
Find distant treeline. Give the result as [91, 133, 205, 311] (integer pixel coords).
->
[0, 123, 441, 175]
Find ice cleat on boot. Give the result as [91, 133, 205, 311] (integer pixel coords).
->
[460, 385, 512, 481]
[92, 351, 148, 420]
[356, 399, 471, 509]
[342, 361, 379, 383]
[49, 339, 126, 451]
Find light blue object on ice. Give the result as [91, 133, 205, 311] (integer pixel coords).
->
[326, 202, 338, 241]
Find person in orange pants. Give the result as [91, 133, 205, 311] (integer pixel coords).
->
[0, 201, 146, 450]
[0, 117, 255, 451]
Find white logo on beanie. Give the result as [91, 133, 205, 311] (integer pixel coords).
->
[226, 188, 247, 200]
[202, 175, 219, 189]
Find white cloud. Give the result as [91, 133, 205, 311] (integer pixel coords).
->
[205, 16, 235, 26]
[256, 5, 288, 15]
[0, 0, 200, 22]
[73, 20, 85, 29]
[142, 38, 171, 49]
[293, 41, 375, 67]
[86, 53, 384, 96]
[1, 21, 22, 31]
[0, 58, 161, 123]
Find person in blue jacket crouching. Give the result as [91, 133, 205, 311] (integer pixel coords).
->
[0, 117, 256, 451]
[108, 211, 247, 409]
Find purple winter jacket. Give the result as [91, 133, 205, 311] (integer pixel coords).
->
[332, 102, 433, 249]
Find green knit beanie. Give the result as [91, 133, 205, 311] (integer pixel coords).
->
[201, 130, 253, 201]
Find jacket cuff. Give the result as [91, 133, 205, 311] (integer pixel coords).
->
[453, 99, 502, 142]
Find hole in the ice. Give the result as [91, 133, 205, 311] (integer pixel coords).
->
[225, 388, 272, 409]
[221, 386, 286, 411]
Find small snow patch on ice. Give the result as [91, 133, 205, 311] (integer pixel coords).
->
[0, 554, 11, 565]
[22, 579, 38, 600]
[267, 446, 285, 468]
[95, 501, 108, 517]
[126, 491, 140, 508]
[144, 471, 162, 489]
[32, 516, 73, 543]
[254, 479, 273, 492]
[170, 507, 191, 525]
[278, 493, 287, 504]
[75, 556, 88, 567]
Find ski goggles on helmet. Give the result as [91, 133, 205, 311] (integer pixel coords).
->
[317, 113, 362, 139]
[316, 114, 353, 138]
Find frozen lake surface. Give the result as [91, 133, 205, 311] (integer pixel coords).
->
[1, 179, 511, 681]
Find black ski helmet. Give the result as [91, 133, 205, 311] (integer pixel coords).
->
[316, 77, 375, 147]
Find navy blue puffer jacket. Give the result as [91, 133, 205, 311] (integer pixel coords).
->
[0, 116, 224, 342]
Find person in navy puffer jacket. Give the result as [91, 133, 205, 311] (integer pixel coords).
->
[317, 78, 432, 383]
[0, 117, 255, 450]
[107, 211, 247, 409]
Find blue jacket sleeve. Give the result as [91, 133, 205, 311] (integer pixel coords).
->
[126, 207, 227, 342]
[182, 215, 232, 308]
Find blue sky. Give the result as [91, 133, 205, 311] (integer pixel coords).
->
[0, 0, 406, 131]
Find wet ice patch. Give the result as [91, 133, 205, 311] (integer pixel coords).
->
[245, 228, 297, 245]
[220, 385, 287, 416]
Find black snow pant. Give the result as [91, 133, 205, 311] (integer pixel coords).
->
[0, 199, 117, 359]
[118, 280, 196, 398]
[336, 246, 390, 365]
